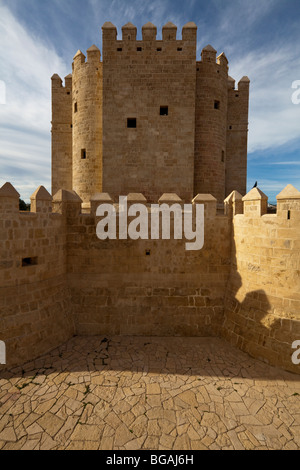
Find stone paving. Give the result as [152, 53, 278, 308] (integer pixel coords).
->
[0, 336, 299, 450]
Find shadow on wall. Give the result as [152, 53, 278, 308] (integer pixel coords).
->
[222, 213, 299, 375]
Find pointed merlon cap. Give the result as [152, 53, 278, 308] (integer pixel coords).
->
[142, 22, 157, 29]
[163, 22, 177, 29]
[238, 76, 250, 89]
[228, 76, 235, 88]
[276, 184, 300, 200]
[87, 44, 100, 52]
[242, 187, 268, 201]
[87, 44, 101, 61]
[239, 76, 250, 83]
[91, 193, 113, 203]
[162, 22, 177, 40]
[193, 194, 217, 203]
[217, 52, 228, 64]
[30, 186, 52, 201]
[127, 193, 147, 203]
[182, 22, 197, 29]
[0, 182, 20, 198]
[51, 73, 62, 81]
[53, 189, 82, 203]
[73, 50, 85, 60]
[64, 74, 72, 87]
[159, 193, 182, 203]
[224, 190, 243, 204]
[202, 44, 217, 53]
[102, 22, 117, 29]
[122, 22, 137, 29]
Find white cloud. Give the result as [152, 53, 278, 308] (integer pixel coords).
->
[0, 4, 69, 200]
[228, 45, 300, 154]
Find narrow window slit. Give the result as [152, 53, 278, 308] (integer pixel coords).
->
[22, 257, 38, 267]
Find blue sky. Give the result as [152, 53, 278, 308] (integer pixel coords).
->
[0, 0, 300, 203]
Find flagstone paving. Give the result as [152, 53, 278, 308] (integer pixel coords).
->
[0, 336, 299, 450]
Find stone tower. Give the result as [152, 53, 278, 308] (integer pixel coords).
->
[51, 21, 250, 207]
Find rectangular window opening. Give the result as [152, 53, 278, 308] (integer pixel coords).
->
[22, 257, 38, 267]
[137, 47, 142, 52]
[157, 48, 162, 52]
[74, 102, 78, 113]
[288, 210, 291, 220]
[117, 48, 122, 52]
[221, 151, 225, 163]
[145, 250, 151, 256]
[81, 149, 87, 160]
[160, 106, 169, 116]
[177, 47, 182, 51]
[127, 118, 137, 128]
[214, 100, 220, 110]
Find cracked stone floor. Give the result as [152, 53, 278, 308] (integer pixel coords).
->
[0, 336, 300, 450]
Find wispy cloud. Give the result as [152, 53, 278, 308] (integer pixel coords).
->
[0, 4, 69, 199]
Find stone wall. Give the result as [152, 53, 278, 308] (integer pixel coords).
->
[223, 185, 300, 374]
[0, 184, 74, 369]
[225, 77, 250, 197]
[1, 182, 299, 375]
[101, 22, 197, 203]
[67, 193, 231, 336]
[51, 74, 73, 196]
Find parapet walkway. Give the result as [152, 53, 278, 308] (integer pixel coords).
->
[0, 336, 299, 450]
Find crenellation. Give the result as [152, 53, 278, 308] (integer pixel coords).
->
[1, 180, 300, 373]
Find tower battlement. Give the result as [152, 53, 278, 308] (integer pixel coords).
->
[51, 21, 250, 209]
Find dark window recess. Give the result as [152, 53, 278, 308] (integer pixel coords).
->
[81, 149, 87, 160]
[145, 250, 151, 256]
[67, 91, 70, 95]
[288, 210, 291, 220]
[229, 125, 232, 130]
[214, 100, 220, 110]
[221, 151, 225, 162]
[160, 106, 169, 116]
[137, 47, 142, 52]
[74, 102, 78, 113]
[177, 47, 182, 51]
[197, 68, 200, 71]
[157, 48, 162, 52]
[22, 257, 38, 267]
[70, 124, 73, 128]
[127, 118, 137, 128]
[117, 48, 122, 52]
[236, 94, 239, 98]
